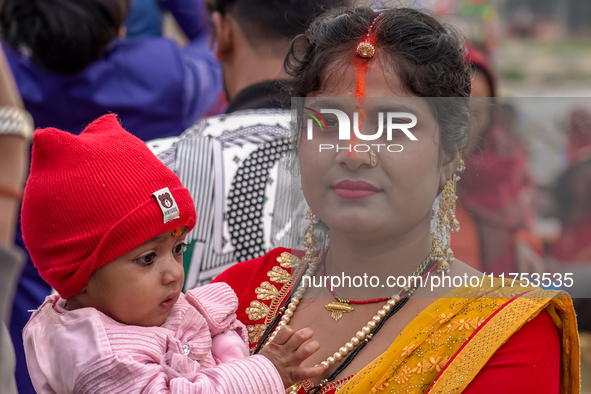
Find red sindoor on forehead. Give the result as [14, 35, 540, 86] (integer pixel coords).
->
[350, 13, 382, 160]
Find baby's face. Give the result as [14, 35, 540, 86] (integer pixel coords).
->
[73, 228, 188, 326]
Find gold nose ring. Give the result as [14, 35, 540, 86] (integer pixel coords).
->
[369, 149, 378, 167]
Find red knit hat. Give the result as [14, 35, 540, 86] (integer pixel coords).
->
[21, 114, 197, 298]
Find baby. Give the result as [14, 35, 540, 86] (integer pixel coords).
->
[20, 115, 323, 393]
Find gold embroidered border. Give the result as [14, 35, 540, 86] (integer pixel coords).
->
[367, 315, 484, 393]
[244, 252, 301, 335]
[427, 289, 563, 394]
[245, 300, 270, 321]
[265, 279, 292, 326]
[265, 252, 306, 326]
[301, 375, 354, 393]
[246, 324, 266, 344]
[336, 280, 527, 394]
[255, 281, 279, 301]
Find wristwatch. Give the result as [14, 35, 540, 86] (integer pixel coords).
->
[0, 106, 34, 140]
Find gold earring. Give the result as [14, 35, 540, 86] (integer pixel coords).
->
[369, 149, 377, 167]
[429, 232, 451, 273]
[303, 208, 320, 264]
[439, 175, 460, 234]
[457, 159, 466, 173]
[431, 168, 461, 273]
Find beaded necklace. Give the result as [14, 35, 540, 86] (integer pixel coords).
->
[253, 251, 437, 394]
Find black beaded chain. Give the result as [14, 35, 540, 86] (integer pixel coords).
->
[306, 294, 412, 394]
[252, 293, 294, 354]
[254, 259, 436, 393]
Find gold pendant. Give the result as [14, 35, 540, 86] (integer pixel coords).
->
[325, 300, 354, 321]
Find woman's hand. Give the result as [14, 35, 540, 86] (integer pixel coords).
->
[259, 326, 325, 388]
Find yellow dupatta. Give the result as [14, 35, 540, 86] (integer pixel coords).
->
[336, 278, 579, 394]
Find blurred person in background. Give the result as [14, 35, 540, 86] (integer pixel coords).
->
[548, 108, 591, 392]
[550, 108, 591, 264]
[549, 108, 591, 320]
[125, 0, 165, 39]
[1, 1, 221, 391]
[153, 0, 347, 288]
[0, 45, 32, 394]
[0, 0, 221, 140]
[205, 0, 349, 111]
[452, 43, 543, 276]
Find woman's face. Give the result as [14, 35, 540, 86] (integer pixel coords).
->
[298, 61, 457, 241]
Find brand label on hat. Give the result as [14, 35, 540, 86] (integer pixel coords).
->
[152, 187, 180, 223]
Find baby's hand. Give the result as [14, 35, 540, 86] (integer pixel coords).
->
[211, 330, 249, 363]
[259, 326, 325, 388]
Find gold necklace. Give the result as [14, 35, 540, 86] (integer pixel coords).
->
[322, 254, 433, 322]
[267, 256, 432, 394]
[264, 209, 437, 392]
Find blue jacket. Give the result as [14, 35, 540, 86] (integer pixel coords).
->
[4, 0, 221, 140]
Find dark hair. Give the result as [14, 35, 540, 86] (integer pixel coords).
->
[1, 0, 130, 74]
[206, 0, 349, 54]
[285, 6, 472, 156]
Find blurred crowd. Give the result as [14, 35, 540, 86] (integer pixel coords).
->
[0, 0, 590, 393]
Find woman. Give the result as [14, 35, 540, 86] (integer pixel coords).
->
[214, 7, 578, 394]
[549, 108, 591, 333]
[551, 108, 591, 264]
[0, 41, 31, 394]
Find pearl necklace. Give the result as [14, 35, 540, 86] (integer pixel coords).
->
[267, 254, 430, 371]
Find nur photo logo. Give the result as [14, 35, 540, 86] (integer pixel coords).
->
[303, 108, 418, 152]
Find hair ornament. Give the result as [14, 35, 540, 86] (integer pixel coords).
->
[356, 12, 383, 58]
[356, 42, 375, 59]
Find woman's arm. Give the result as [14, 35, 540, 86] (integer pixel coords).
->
[0, 44, 28, 245]
[0, 42, 30, 394]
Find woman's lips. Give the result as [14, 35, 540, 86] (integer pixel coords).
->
[330, 180, 381, 199]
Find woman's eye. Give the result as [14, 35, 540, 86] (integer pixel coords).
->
[134, 253, 156, 266]
[324, 115, 338, 128]
[390, 118, 407, 125]
[174, 242, 188, 256]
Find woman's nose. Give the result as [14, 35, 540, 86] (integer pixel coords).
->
[335, 134, 372, 170]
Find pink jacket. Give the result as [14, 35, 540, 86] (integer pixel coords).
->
[23, 282, 283, 393]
